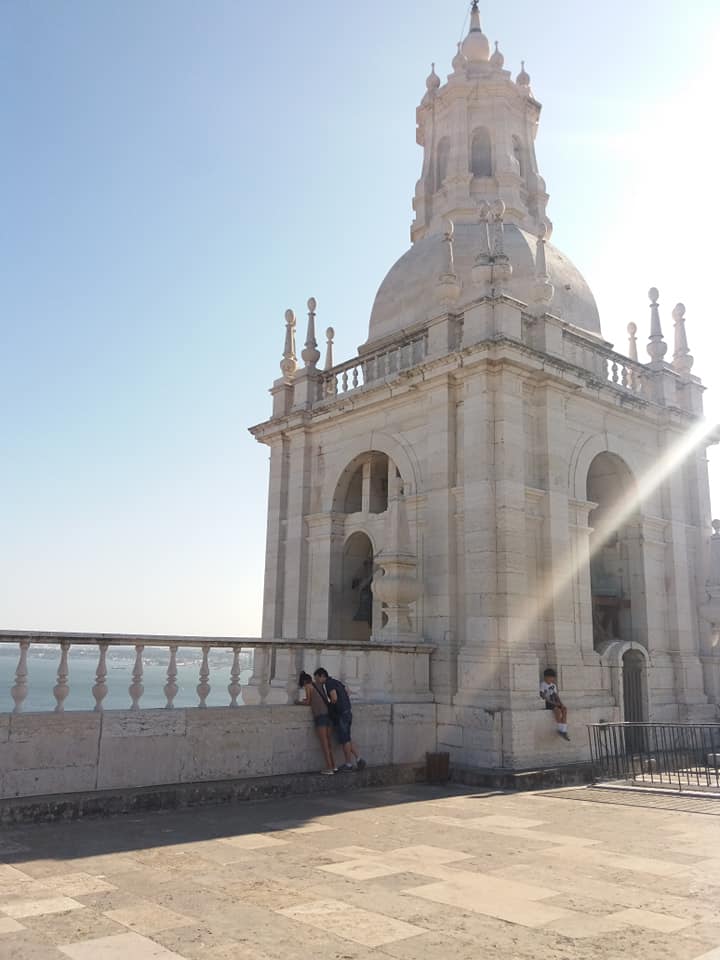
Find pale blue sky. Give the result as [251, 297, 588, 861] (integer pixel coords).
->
[2, 1, 719, 636]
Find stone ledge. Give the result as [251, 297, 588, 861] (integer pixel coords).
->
[0, 762, 425, 825]
[450, 761, 593, 791]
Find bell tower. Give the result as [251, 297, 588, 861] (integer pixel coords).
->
[413, 0, 549, 243]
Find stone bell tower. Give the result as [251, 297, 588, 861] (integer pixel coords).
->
[249, 3, 720, 771]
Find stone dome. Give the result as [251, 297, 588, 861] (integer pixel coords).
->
[365, 222, 602, 347]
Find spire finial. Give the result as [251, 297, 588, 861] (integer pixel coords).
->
[324, 327, 335, 371]
[672, 302, 694, 376]
[647, 287, 667, 364]
[452, 41, 466, 74]
[301, 297, 321, 369]
[280, 309, 297, 378]
[462, 0, 489, 62]
[517, 60, 531, 88]
[426, 62, 440, 94]
[490, 40, 505, 69]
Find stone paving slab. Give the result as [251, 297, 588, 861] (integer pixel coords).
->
[0, 783, 719, 959]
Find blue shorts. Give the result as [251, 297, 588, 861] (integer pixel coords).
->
[335, 711, 353, 745]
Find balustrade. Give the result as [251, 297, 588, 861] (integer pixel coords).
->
[562, 331, 646, 397]
[0, 632, 433, 714]
[318, 332, 428, 402]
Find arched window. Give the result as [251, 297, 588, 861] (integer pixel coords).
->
[436, 137, 451, 190]
[512, 135, 525, 178]
[470, 128, 492, 178]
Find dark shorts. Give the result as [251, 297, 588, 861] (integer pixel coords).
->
[314, 715, 332, 729]
[334, 711, 353, 745]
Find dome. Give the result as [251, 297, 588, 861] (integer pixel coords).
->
[365, 222, 602, 347]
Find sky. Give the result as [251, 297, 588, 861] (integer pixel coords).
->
[2, 1, 719, 637]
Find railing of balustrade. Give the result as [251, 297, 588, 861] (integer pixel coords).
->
[0, 636, 256, 713]
[562, 332, 647, 397]
[318, 331, 429, 401]
[0, 634, 434, 714]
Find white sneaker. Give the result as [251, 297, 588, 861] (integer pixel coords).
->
[321, 768, 336, 776]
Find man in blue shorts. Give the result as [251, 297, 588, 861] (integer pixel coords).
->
[314, 667, 366, 771]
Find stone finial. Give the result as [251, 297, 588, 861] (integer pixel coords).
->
[647, 287, 667, 363]
[517, 60, 531, 88]
[476, 201, 491, 265]
[627, 322, 638, 362]
[531, 220, 554, 314]
[491, 199, 507, 260]
[324, 327, 335, 371]
[280, 309, 297, 378]
[672, 302, 694, 376]
[490, 41, 504, 69]
[437, 219, 461, 303]
[301, 297, 321, 369]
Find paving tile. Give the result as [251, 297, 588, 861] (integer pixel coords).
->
[57, 931, 188, 959]
[103, 903, 196, 935]
[401, 872, 572, 928]
[319, 859, 403, 880]
[261, 820, 332, 834]
[276, 899, 423, 947]
[613, 907, 694, 933]
[0, 897, 85, 919]
[49, 875, 116, 897]
[215, 835, 288, 851]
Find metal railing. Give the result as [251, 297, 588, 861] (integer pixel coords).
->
[588, 722, 720, 792]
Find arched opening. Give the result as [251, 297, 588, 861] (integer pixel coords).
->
[436, 137, 451, 190]
[334, 532, 375, 642]
[622, 649, 647, 723]
[334, 452, 390, 515]
[587, 453, 645, 653]
[512, 135, 525, 179]
[470, 128, 492, 178]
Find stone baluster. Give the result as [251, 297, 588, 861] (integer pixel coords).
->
[196, 644, 211, 708]
[352, 365, 359, 388]
[53, 639, 71, 712]
[164, 644, 179, 708]
[341, 369, 349, 392]
[242, 644, 272, 705]
[11, 638, 30, 715]
[92, 642, 109, 712]
[228, 647, 242, 707]
[129, 643, 145, 710]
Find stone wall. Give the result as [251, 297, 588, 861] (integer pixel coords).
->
[0, 702, 437, 800]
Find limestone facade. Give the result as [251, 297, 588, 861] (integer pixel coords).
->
[250, 4, 720, 770]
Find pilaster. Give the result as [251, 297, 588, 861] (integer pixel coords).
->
[281, 431, 313, 640]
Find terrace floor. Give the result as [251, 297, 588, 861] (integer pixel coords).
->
[1, 782, 720, 960]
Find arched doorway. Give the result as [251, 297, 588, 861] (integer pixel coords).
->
[335, 532, 375, 642]
[587, 453, 644, 652]
[623, 649, 647, 723]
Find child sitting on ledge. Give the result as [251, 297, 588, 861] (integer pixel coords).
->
[540, 668, 570, 741]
